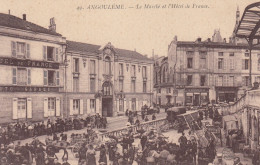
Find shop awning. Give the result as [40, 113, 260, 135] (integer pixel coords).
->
[235, 2, 260, 42]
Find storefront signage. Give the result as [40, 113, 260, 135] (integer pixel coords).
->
[176, 85, 185, 89]
[185, 88, 209, 93]
[0, 57, 59, 69]
[215, 87, 237, 91]
[0, 86, 59, 92]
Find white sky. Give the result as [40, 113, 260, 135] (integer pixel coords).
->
[0, 0, 259, 57]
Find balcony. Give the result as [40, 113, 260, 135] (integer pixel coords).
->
[119, 75, 124, 80]
[131, 76, 136, 81]
[90, 74, 96, 79]
[48, 82, 56, 86]
[73, 72, 80, 78]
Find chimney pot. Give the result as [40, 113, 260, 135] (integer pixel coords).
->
[207, 38, 211, 42]
[23, 14, 26, 21]
[223, 38, 226, 43]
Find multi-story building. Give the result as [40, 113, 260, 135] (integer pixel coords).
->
[0, 12, 154, 123]
[65, 41, 154, 117]
[154, 7, 260, 107]
[154, 34, 260, 106]
[0, 13, 66, 123]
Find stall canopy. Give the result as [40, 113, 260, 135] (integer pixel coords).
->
[223, 115, 238, 130]
[235, 2, 260, 42]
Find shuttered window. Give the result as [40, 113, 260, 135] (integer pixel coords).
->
[27, 69, 31, 85]
[56, 71, 60, 86]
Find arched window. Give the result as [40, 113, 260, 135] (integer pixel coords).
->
[102, 81, 112, 96]
[104, 56, 111, 75]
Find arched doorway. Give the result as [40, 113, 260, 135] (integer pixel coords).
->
[102, 81, 113, 117]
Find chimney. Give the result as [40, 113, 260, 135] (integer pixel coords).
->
[23, 14, 26, 21]
[49, 17, 56, 32]
[197, 37, 201, 42]
[8, 10, 10, 15]
[207, 38, 211, 42]
[223, 38, 226, 43]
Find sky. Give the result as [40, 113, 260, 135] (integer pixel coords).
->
[0, 0, 259, 57]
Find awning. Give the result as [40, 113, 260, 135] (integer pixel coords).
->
[235, 2, 260, 41]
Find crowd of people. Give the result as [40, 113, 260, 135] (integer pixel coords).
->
[0, 114, 107, 145]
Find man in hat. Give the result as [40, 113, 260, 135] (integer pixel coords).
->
[233, 157, 243, 165]
[212, 153, 227, 165]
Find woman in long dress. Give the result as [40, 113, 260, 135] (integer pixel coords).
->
[86, 144, 96, 165]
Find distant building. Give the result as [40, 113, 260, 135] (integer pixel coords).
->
[155, 32, 260, 107]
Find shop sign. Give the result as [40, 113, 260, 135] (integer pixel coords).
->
[0, 57, 59, 69]
[0, 86, 59, 92]
[176, 85, 185, 89]
[185, 88, 208, 93]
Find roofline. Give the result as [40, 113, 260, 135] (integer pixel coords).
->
[175, 41, 259, 50]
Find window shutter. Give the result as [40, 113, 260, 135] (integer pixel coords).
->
[129, 100, 132, 110]
[223, 59, 227, 70]
[27, 69, 31, 85]
[27, 98, 32, 119]
[11, 41, 16, 57]
[13, 98, 18, 120]
[55, 97, 61, 116]
[215, 76, 218, 86]
[26, 44, 30, 58]
[56, 71, 60, 86]
[43, 46, 47, 60]
[12, 68, 17, 85]
[70, 99, 73, 116]
[44, 70, 48, 85]
[95, 99, 99, 114]
[55, 48, 59, 62]
[242, 59, 245, 70]
[87, 99, 90, 113]
[124, 99, 127, 112]
[116, 99, 119, 112]
[44, 98, 48, 117]
[136, 99, 139, 111]
[80, 99, 84, 114]
[242, 77, 246, 86]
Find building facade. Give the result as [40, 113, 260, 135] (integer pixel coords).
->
[65, 41, 154, 117]
[154, 35, 260, 106]
[0, 13, 66, 123]
[0, 13, 153, 123]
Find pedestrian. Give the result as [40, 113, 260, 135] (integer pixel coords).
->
[233, 157, 243, 165]
[141, 134, 147, 151]
[152, 114, 156, 120]
[125, 109, 129, 116]
[86, 144, 96, 165]
[78, 144, 87, 164]
[145, 116, 149, 122]
[99, 144, 107, 165]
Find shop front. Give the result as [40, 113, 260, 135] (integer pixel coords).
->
[215, 87, 238, 103]
[185, 88, 209, 106]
